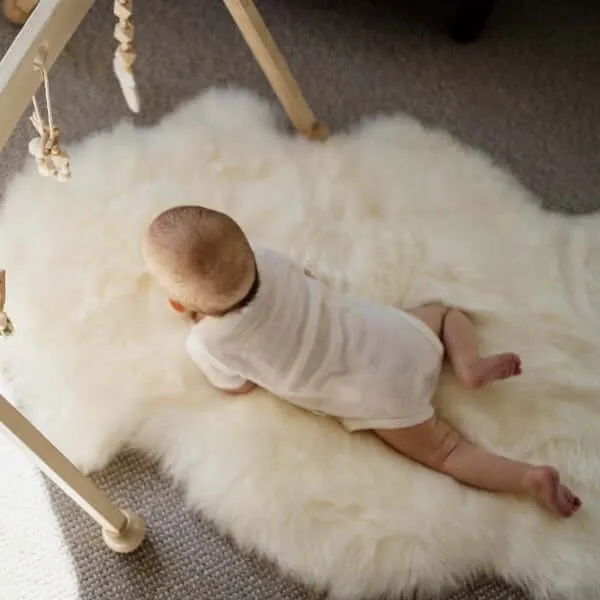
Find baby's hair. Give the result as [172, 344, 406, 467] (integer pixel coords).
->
[143, 205, 255, 314]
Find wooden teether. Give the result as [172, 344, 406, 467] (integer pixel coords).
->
[0, 270, 14, 336]
[113, 0, 140, 113]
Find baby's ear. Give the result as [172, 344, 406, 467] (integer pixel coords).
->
[168, 298, 186, 313]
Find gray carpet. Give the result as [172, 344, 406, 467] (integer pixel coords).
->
[43, 450, 530, 600]
[1, 0, 598, 598]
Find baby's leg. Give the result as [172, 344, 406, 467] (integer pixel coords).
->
[409, 303, 521, 389]
[374, 418, 581, 517]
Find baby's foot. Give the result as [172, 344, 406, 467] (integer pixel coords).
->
[458, 353, 521, 389]
[523, 466, 581, 518]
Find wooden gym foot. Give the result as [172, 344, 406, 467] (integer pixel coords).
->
[303, 120, 329, 142]
[102, 509, 146, 554]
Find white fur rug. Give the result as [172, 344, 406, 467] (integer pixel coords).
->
[1, 88, 599, 600]
[0, 378, 79, 600]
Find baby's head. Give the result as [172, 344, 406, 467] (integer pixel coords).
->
[143, 205, 256, 316]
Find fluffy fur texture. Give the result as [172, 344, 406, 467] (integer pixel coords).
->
[1, 88, 599, 600]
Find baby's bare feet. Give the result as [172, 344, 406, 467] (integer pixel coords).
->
[458, 353, 521, 389]
[523, 466, 581, 518]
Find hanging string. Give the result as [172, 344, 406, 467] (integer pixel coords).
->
[0, 270, 14, 337]
[27, 50, 71, 182]
[113, 0, 140, 113]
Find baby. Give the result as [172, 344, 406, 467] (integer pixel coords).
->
[143, 205, 581, 518]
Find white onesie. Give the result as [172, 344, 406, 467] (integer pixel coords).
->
[185, 247, 443, 431]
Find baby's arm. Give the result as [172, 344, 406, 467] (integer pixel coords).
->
[199, 363, 257, 396]
[374, 416, 580, 517]
[186, 336, 257, 396]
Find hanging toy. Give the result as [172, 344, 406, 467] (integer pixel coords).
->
[0, 270, 14, 337]
[27, 51, 71, 182]
[113, 0, 140, 113]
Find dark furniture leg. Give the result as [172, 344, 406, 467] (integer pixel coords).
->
[450, 0, 497, 43]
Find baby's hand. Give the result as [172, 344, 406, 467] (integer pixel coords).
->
[219, 381, 257, 395]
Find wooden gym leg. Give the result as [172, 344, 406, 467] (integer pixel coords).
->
[222, 0, 329, 141]
[1, 394, 145, 553]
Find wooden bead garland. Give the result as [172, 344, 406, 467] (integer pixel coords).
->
[113, 0, 140, 113]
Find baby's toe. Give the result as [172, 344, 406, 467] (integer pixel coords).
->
[558, 487, 581, 516]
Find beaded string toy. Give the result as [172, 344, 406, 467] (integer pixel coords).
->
[27, 50, 71, 181]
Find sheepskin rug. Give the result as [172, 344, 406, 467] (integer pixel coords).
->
[1, 88, 599, 600]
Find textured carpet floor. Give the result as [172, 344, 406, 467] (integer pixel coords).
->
[47, 452, 529, 600]
[0, 0, 597, 599]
